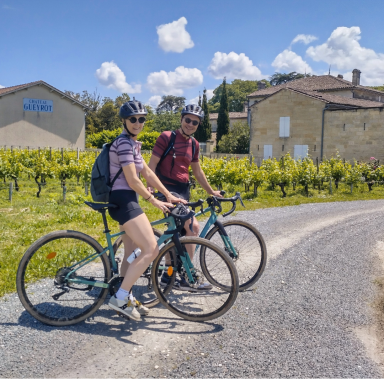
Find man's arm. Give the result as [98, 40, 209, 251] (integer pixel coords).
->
[146, 154, 161, 191]
[191, 162, 222, 197]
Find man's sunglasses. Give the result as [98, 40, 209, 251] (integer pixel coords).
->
[128, 116, 146, 124]
[184, 117, 199, 126]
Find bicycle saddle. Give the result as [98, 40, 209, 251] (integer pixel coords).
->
[84, 201, 118, 211]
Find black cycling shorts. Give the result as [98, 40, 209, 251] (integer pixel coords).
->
[108, 190, 144, 225]
[161, 183, 191, 201]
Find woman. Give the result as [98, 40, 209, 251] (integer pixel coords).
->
[108, 99, 186, 321]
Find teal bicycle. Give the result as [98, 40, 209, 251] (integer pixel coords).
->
[16, 202, 239, 326]
[113, 192, 267, 307]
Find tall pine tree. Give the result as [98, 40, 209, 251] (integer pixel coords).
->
[216, 77, 230, 149]
[201, 88, 211, 141]
[194, 88, 212, 142]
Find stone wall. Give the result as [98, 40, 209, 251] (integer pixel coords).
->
[324, 108, 384, 161]
[249, 89, 325, 160]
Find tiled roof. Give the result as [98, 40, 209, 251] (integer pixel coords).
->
[0, 80, 43, 96]
[247, 75, 384, 97]
[253, 87, 384, 109]
[209, 112, 247, 120]
[0, 80, 88, 108]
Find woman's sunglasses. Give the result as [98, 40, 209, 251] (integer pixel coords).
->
[128, 116, 146, 124]
[184, 117, 199, 126]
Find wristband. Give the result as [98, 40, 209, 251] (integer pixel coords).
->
[145, 194, 153, 201]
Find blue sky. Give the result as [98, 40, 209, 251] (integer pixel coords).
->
[1, 0, 384, 108]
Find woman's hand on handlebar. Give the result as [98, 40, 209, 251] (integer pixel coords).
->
[210, 190, 223, 197]
[165, 193, 187, 205]
[150, 197, 174, 213]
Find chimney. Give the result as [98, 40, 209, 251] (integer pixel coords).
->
[337, 74, 343, 79]
[257, 81, 266, 90]
[243, 101, 248, 112]
[352, 69, 361, 86]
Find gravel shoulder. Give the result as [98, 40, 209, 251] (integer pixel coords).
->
[1, 200, 384, 378]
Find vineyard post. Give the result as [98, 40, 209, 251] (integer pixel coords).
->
[9, 182, 13, 202]
[27, 146, 29, 153]
[61, 148, 64, 161]
[63, 184, 67, 202]
[49, 147, 52, 160]
[11, 146, 13, 153]
[38, 147, 40, 157]
[316, 157, 319, 173]
[329, 177, 333, 195]
[350, 183, 353, 193]
[77, 148, 79, 160]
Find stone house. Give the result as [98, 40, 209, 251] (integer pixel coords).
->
[0, 80, 87, 149]
[209, 111, 248, 147]
[247, 70, 384, 162]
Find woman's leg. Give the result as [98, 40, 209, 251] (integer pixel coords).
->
[118, 227, 135, 277]
[119, 213, 159, 293]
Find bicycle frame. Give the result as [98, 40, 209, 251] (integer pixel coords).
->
[193, 206, 238, 259]
[64, 213, 197, 288]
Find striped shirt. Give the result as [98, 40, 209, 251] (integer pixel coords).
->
[109, 134, 144, 191]
[152, 130, 199, 184]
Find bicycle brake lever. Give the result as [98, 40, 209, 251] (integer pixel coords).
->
[236, 192, 246, 207]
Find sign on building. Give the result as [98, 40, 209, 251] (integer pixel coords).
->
[23, 98, 53, 113]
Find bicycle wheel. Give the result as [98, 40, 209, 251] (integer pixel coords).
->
[16, 230, 110, 326]
[152, 237, 239, 322]
[112, 228, 171, 308]
[203, 220, 267, 291]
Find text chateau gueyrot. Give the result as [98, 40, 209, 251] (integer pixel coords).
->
[23, 98, 53, 113]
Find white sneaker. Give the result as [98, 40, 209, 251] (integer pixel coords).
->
[108, 295, 141, 321]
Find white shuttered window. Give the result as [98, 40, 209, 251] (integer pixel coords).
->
[279, 117, 290, 137]
[294, 145, 308, 160]
[264, 145, 273, 159]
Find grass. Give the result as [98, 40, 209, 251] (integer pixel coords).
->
[1, 177, 384, 298]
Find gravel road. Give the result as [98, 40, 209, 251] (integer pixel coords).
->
[1, 200, 384, 378]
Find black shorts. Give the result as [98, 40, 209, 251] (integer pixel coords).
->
[108, 190, 144, 225]
[162, 183, 191, 201]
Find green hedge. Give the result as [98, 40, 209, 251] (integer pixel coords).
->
[86, 129, 160, 150]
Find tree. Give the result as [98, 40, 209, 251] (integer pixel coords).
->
[156, 95, 186, 113]
[198, 93, 202, 107]
[114, 93, 130, 108]
[368, 85, 384, 92]
[216, 121, 250, 154]
[208, 79, 267, 113]
[216, 78, 230, 148]
[269, 72, 312, 86]
[195, 88, 211, 142]
[153, 111, 181, 132]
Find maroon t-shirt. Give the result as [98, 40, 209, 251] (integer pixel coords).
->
[152, 130, 199, 184]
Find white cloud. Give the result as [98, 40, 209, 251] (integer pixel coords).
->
[272, 49, 313, 74]
[95, 61, 141, 93]
[208, 52, 263, 80]
[147, 95, 162, 109]
[306, 26, 384, 85]
[189, 96, 200, 105]
[0, 85, 5, 88]
[206, 89, 214, 100]
[189, 89, 214, 105]
[157, 17, 194, 53]
[147, 66, 203, 96]
[291, 34, 318, 45]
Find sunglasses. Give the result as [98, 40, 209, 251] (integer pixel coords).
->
[184, 117, 199, 126]
[128, 116, 146, 124]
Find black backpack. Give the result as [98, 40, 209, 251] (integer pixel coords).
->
[90, 135, 133, 202]
[155, 131, 196, 187]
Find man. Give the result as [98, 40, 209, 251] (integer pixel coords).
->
[147, 104, 222, 291]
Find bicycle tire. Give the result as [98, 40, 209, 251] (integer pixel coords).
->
[16, 230, 110, 326]
[203, 220, 267, 291]
[112, 228, 172, 308]
[152, 237, 239, 322]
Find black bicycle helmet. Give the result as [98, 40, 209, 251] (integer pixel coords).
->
[119, 98, 148, 119]
[181, 104, 204, 121]
[119, 98, 147, 137]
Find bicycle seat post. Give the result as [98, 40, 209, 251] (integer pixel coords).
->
[100, 209, 110, 233]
